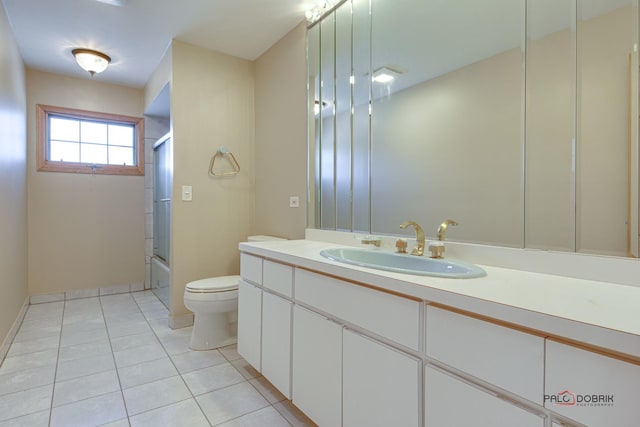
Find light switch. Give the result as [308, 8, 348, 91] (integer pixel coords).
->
[182, 185, 193, 201]
[289, 196, 300, 208]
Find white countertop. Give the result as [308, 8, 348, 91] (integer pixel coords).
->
[239, 239, 640, 358]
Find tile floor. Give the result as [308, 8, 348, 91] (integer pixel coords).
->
[0, 291, 315, 427]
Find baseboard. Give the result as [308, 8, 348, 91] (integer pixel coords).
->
[169, 313, 194, 329]
[0, 296, 29, 366]
[29, 283, 146, 305]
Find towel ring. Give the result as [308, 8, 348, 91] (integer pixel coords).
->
[209, 147, 240, 177]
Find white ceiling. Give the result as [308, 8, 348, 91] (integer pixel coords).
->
[2, 0, 308, 89]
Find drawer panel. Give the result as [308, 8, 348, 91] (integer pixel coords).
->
[426, 305, 544, 403]
[545, 340, 640, 427]
[240, 253, 262, 285]
[263, 261, 293, 297]
[294, 268, 420, 351]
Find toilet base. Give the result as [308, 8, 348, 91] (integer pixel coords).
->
[189, 312, 237, 351]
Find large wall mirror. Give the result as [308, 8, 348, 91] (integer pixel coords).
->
[308, 0, 640, 258]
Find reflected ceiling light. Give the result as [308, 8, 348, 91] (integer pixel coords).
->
[72, 49, 111, 76]
[305, 0, 336, 23]
[372, 66, 405, 84]
[94, 0, 128, 6]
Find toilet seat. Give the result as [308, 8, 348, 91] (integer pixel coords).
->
[185, 275, 240, 293]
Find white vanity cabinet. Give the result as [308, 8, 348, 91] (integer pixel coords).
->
[425, 366, 544, 427]
[343, 329, 421, 427]
[238, 247, 639, 427]
[292, 305, 342, 427]
[544, 340, 640, 427]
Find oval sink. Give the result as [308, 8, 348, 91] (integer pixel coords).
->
[320, 247, 486, 279]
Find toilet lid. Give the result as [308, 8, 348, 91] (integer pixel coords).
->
[185, 275, 240, 293]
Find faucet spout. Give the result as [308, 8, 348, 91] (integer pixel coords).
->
[437, 219, 459, 241]
[399, 221, 426, 256]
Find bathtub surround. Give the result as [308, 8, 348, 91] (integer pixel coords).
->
[143, 116, 170, 290]
[0, 4, 29, 363]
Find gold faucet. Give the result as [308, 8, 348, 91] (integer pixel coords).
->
[437, 219, 459, 241]
[399, 221, 425, 256]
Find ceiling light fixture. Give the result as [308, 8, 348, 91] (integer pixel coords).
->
[72, 49, 111, 76]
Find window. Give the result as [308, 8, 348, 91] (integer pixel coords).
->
[37, 104, 144, 176]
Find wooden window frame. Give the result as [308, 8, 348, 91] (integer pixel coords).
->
[37, 104, 145, 176]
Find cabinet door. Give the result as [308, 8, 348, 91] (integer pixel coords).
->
[292, 306, 342, 427]
[545, 340, 640, 427]
[425, 366, 544, 427]
[343, 329, 421, 427]
[261, 292, 292, 398]
[237, 280, 262, 370]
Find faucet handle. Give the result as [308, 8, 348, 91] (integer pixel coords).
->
[359, 235, 382, 247]
[428, 241, 445, 259]
[395, 238, 408, 254]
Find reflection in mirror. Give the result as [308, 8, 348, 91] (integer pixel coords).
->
[335, 3, 352, 231]
[575, 0, 639, 257]
[308, 23, 320, 229]
[525, 0, 577, 252]
[352, 0, 371, 232]
[308, 0, 640, 258]
[370, 0, 525, 247]
[319, 13, 336, 229]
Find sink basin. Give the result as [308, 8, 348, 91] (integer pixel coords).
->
[320, 247, 486, 279]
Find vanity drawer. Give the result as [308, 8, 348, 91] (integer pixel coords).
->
[545, 340, 640, 426]
[426, 305, 544, 403]
[263, 260, 293, 297]
[240, 253, 262, 285]
[294, 268, 420, 351]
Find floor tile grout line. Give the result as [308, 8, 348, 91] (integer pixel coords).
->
[130, 291, 295, 426]
[242, 379, 296, 427]
[48, 299, 67, 427]
[130, 292, 215, 426]
[0, 303, 62, 425]
[98, 294, 133, 427]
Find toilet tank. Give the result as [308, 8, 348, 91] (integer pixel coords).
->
[247, 235, 286, 242]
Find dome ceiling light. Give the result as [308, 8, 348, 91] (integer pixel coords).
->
[72, 48, 111, 76]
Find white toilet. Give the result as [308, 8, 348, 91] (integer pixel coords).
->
[183, 235, 283, 351]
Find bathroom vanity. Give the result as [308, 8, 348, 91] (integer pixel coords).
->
[237, 239, 640, 427]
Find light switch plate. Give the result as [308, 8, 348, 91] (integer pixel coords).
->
[182, 185, 193, 201]
[289, 196, 300, 208]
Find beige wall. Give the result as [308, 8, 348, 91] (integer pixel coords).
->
[26, 70, 145, 295]
[0, 4, 28, 345]
[254, 23, 308, 239]
[169, 41, 255, 321]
